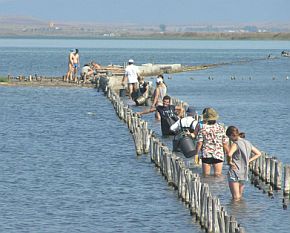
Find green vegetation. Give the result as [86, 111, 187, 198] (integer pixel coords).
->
[0, 76, 8, 82]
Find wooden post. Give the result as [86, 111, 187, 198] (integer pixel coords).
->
[283, 165, 290, 196]
[270, 158, 276, 186]
[207, 194, 213, 232]
[224, 213, 230, 233]
[191, 179, 199, 217]
[229, 216, 238, 233]
[218, 208, 226, 233]
[200, 183, 209, 228]
[132, 127, 142, 155]
[212, 197, 220, 233]
[274, 160, 282, 190]
[184, 169, 192, 204]
[265, 157, 271, 184]
[261, 153, 266, 181]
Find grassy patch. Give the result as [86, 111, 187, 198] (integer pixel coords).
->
[0, 76, 8, 82]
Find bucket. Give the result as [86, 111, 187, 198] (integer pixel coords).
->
[135, 95, 146, 106]
[119, 88, 126, 97]
[172, 137, 181, 152]
[179, 135, 196, 158]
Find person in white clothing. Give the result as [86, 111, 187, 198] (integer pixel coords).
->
[122, 59, 140, 99]
[170, 106, 198, 159]
[170, 106, 198, 136]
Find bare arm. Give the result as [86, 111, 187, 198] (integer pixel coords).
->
[195, 141, 203, 155]
[227, 143, 238, 169]
[170, 120, 180, 133]
[249, 146, 261, 163]
[77, 55, 80, 66]
[69, 53, 74, 65]
[223, 143, 230, 157]
[137, 106, 156, 116]
[193, 124, 199, 138]
[143, 84, 149, 96]
[152, 88, 159, 107]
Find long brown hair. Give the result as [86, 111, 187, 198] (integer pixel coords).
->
[226, 126, 245, 140]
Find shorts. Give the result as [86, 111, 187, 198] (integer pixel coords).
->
[202, 157, 223, 164]
[73, 63, 78, 68]
[227, 170, 245, 184]
[228, 175, 245, 184]
[128, 82, 138, 85]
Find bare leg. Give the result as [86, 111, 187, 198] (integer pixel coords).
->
[239, 183, 245, 198]
[69, 67, 73, 82]
[202, 163, 211, 176]
[73, 68, 78, 82]
[66, 64, 72, 82]
[229, 181, 241, 201]
[213, 162, 223, 176]
[128, 84, 133, 99]
[65, 71, 69, 82]
[132, 83, 138, 93]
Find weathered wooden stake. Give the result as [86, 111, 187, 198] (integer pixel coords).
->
[283, 165, 290, 196]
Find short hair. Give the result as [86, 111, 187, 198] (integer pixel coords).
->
[157, 74, 164, 79]
[163, 95, 171, 102]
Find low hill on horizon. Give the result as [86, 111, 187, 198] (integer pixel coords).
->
[1, 15, 290, 40]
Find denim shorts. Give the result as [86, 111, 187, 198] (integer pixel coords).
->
[227, 172, 245, 184]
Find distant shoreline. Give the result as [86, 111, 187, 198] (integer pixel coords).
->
[1, 32, 290, 40]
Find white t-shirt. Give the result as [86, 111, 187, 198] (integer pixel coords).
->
[125, 64, 139, 84]
[170, 116, 198, 133]
[81, 65, 91, 75]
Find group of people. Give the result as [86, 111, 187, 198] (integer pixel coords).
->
[122, 59, 261, 201]
[65, 49, 101, 83]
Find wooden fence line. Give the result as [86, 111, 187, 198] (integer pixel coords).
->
[249, 151, 290, 197]
[173, 87, 290, 199]
[104, 84, 245, 233]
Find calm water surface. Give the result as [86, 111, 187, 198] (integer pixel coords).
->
[0, 87, 201, 233]
[0, 39, 290, 232]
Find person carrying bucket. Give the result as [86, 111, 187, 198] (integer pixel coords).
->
[170, 106, 198, 158]
[132, 76, 149, 106]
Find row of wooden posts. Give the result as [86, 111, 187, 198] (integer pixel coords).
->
[104, 84, 245, 233]
[249, 152, 290, 197]
[167, 87, 290, 199]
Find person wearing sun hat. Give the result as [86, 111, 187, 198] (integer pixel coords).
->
[195, 107, 229, 176]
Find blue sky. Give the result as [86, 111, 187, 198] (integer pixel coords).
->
[0, 0, 290, 25]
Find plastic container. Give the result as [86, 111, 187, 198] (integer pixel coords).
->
[179, 135, 196, 158]
[135, 95, 146, 105]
